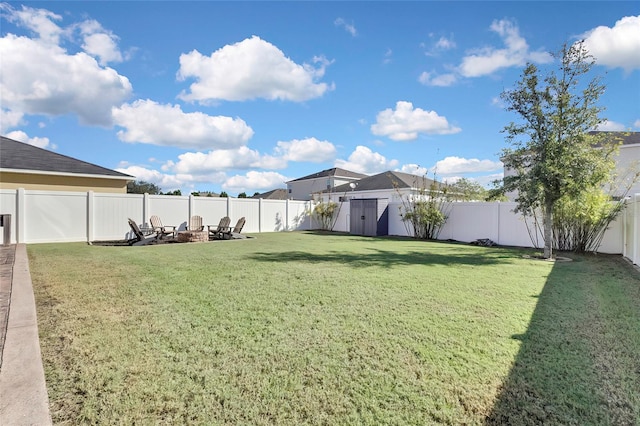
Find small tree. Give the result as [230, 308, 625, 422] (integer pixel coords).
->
[397, 174, 451, 240]
[500, 41, 615, 259]
[448, 178, 488, 201]
[162, 189, 182, 196]
[238, 192, 247, 198]
[127, 180, 161, 194]
[311, 199, 339, 231]
[219, 191, 228, 198]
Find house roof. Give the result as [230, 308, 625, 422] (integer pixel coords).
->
[251, 188, 289, 200]
[287, 167, 368, 183]
[592, 131, 640, 146]
[329, 171, 438, 193]
[0, 136, 133, 179]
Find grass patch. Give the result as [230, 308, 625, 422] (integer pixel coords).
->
[29, 232, 640, 424]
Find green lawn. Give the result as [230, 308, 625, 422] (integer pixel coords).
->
[29, 232, 640, 425]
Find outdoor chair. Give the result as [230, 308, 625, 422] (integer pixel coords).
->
[188, 215, 204, 231]
[220, 217, 246, 240]
[149, 215, 177, 239]
[208, 216, 231, 240]
[127, 218, 158, 246]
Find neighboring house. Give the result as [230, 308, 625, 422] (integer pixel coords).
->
[504, 131, 640, 200]
[0, 136, 133, 193]
[605, 132, 640, 197]
[286, 167, 368, 200]
[251, 188, 289, 200]
[321, 170, 439, 203]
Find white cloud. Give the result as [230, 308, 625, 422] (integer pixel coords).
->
[166, 146, 286, 174]
[177, 36, 334, 103]
[371, 101, 461, 141]
[5, 130, 52, 149]
[78, 20, 123, 65]
[581, 15, 640, 72]
[0, 108, 25, 131]
[274, 137, 336, 162]
[112, 99, 254, 150]
[335, 18, 357, 37]
[383, 48, 393, 64]
[418, 71, 457, 87]
[432, 156, 503, 175]
[458, 19, 552, 77]
[0, 34, 132, 126]
[116, 164, 223, 193]
[1, 3, 64, 45]
[595, 120, 627, 131]
[634, 119, 640, 129]
[435, 36, 456, 51]
[398, 163, 428, 176]
[223, 171, 290, 193]
[335, 145, 398, 174]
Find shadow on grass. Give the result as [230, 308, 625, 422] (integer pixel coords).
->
[249, 245, 519, 269]
[486, 256, 640, 425]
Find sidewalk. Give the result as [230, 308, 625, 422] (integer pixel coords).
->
[0, 244, 52, 425]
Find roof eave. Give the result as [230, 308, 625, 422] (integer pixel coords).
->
[0, 168, 134, 181]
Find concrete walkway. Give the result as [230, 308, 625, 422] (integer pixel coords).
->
[0, 244, 52, 425]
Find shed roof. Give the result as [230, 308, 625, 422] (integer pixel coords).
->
[0, 136, 133, 179]
[329, 171, 438, 193]
[287, 167, 367, 183]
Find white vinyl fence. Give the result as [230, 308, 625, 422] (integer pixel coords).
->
[0, 189, 312, 244]
[329, 195, 639, 265]
[1, 189, 638, 265]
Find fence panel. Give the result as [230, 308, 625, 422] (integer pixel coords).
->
[260, 200, 288, 232]
[93, 193, 144, 241]
[148, 195, 190, 231]
[25, 191, 87, 243]
[0, 190, 18, 244]
[287, 200, 311, 231]
[192, 197, 229, 229]
[228, 199, 260, 233]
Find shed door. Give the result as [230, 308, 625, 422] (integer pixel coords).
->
[362, 200, 378, 236]
[350, 199, 378, 236]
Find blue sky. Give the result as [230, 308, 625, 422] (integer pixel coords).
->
[1, 2, 639, 195]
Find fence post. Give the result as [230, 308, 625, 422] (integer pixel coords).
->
[189, 194, 195, 221]
[226, 196, 231, 218]
[143, 193, 150, 226]
[87, 191, 94, 243]
[285, 199, 290, 231]
[16, 188, 25, 244]
[258, 198, 263, 233]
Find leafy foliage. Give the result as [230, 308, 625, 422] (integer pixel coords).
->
[127, 180, 161, 194]
[398, 176, 451, 239]
[311, 200, 339, 230]
[219, 191, 228, 198]
[238, 192, 247, 198]
[448, 178, 488, 201]
[500, 42, 615, 258]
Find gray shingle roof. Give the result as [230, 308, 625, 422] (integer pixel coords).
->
[0, 136, 133, 178]
[251, 188, 289, 200]
[288, 167, 368, 183]
[588, 131, 640, 146]
[329, 171, 438, 193]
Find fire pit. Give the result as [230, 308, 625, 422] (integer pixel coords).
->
[176, 230, 208, 243]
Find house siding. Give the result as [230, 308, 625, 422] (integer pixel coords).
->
[0, 171, 128, 193]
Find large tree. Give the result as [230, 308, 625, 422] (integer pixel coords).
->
[500, 42, 616, 259]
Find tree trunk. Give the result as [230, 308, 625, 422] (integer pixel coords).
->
[543, 199, 554, 259]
